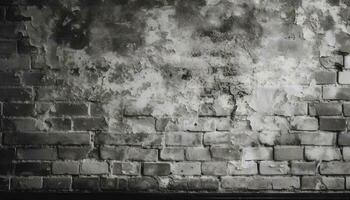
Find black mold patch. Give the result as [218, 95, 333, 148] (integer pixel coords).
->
[280, 0, 301, 24]
[321, 15, 335, 31]
[31, 0, 177, 53]
[339, 7, 350, 25]
[327, 0, 340, 6]
[174, 0, 206, 27]
[53, 6, 91, 50]
[197, 3, 263, 44]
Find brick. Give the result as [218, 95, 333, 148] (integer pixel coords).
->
[291, 161, 316, 175]
[0, 72, 20, 86]
[0, 7, 5, 21]
[15, 162, 51, 176]
[101, 177, 127, 190]
[160, 147, 184, 161]
[320, 117, 346, 131]
[291, 116, 318, 131]
[256, 118, 281, 134]
[211, 146, 241, 161]
[58, 146, 91, 160]
[242, 147, 273, 161]
[323, 87, 350, 100]
[313, 71, 337, 84]
[100, 146, 127, 160]
[125, 117, 156, 133]
[182, 118, 216, 132]
[275, 102, 308, 116]
[53, 103, 88, 116]
[46, 118, 72, 131]
[73, 117, 107, 131]
[143, 163, 171, 176]
[22, 71, 58, 86]
[0, 88, 32, 101]
[299, 86, 322, 101]
[199, 103, 230, 116]
[16, 147, 57, 160]
[221, 176, 253, 190]
[101, 177, 127, 191]
[52, 161, 79, 175]
[2, 118, 39, 132]
[0, 40, 16, 56]
[339, 71, 350, 84]
[124, 101, 153, 116]
[128, 177, 158, 191]
[167, 178, 188, 190]
[201, 162, 227, 175]
[80, 160, 108, 175]
[35, 102, 53, 114]
[347, 177, 350, 190]
[342, 147, 350, 160]
[344, 103, 350, 116]
[0, 55, 30, 70]
[168, 177, 219, 191]
[6, 5, 30, 21]
[187, 177, 219, 191]
[127, 147, 158, 161]
[215, 117, 231, 131]
[203, 132, 229, 145]
[269, 176, 300, 190]
[171, 162, 201, 175]
[309, 103, 342, 116]
[305, 146, 341, 161]
[302, 176, 344, 190]
[345, 55, 350, 69]
[0, 148, 15, 175]
[275, 133, 301, 145]
[228, 161, 258, 175]
[320, 55, 343, 69]
[0, 24, 18, 38]
[300, 132, 336, 145]
[274, 146, 303, 160]
[113, 162, 140, 175]
[96, 133, 162, 147]
[222, 176, 299, 190]
[73, 177, 99, 191]
[320, 161, 350, 174]
[338, 133, 350, 145]
[11, 177, 43, 190]
[90, 103, 105, 116]
[0, 177, 9, 191]
[155, 118, 176, 131]
[179, 117, 231, 132]
[165, 132, 201, 146]
[35, 87, 72, 101]
[3, 103, 34, 116]
[43, 177, 72, 190]
[185, 147, 211, 161]
[4, 132, 90, 145]
[259, 161, 289, 175]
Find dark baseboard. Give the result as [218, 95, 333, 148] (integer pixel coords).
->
[1, 192, 350, 200]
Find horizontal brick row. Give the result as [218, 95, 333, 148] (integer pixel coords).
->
[6, 144, 350, 162]
[11, 160, 350, 177]
[3, 175, 350, 191]
[2, 175, 350, 191]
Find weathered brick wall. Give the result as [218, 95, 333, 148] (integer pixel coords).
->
[1, 0, 350, 192]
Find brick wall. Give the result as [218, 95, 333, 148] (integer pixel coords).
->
[1, 0, 350, 193]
